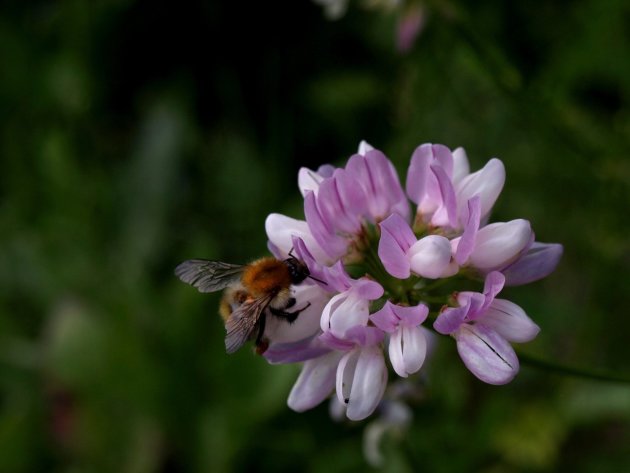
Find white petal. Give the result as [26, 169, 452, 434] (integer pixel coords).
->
[265, 213, 329, 263]
[388, 329, 406, 378]
[346, 346, 388, 421]
[298, 167, 325, 196]
[455, 158, 505, 226]
[336, 349, 359, 405]
[482, 298, 540, 343]
[358, 140, 374, 156]
[323, 289, 370, 338]
[469, 220, 532, 270]
[264, 284, 330, 343]
[401, 325, 427, 375]
[452, 147, 470, 184]
[288, 351, 341, 412]
[408, 235, 453, 279]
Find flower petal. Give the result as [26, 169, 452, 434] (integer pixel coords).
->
[455, 324, 519, 385]
[401, 325, 427, 375]
[406, 144, 453, 213]
[388, 329, 406, 377]
[264, 283, 330, 343]
[502, 242, 563, 286]
[469, 219, 532, 271]
[358, 140, 374, 155]
[298, 167, 325, 196]
[391, 302, 429, 327]
[304, 190, 346, 259]
[482, 298, 540, 343]
[452, 147, 470, 184]
[408, 235, 453, 279]
[430, 163, 457, 228]
[317, 173, 363, 234]
[336, 349, 358, 405]
[346, 346, 388, 421]
[288, 351, 341, 412]
[455, 196, 481, 265]
[265, 213, 329, 263]
[370, 302, 398, 333]
[455, 158, 505, 225]
[433, 303, 469, 335]
[264, 336, 331, 364]
[378, 213, 416, 279]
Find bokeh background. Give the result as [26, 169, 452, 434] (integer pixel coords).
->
[2, 0, 630, 471]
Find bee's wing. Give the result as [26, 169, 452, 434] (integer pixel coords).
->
[224, 294, 272, 354]
[174, 259, 244, 293]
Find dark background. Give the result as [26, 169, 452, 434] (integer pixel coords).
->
[1, 0, 630, 471]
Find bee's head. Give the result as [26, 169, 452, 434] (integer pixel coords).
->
[284, 256, 310, 284]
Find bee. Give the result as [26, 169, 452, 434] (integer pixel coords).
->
[175, 254, 314, 354]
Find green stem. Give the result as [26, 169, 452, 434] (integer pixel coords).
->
[518, 351, 630, 384]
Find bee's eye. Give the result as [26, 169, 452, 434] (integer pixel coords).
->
[286, 258, 309, 284]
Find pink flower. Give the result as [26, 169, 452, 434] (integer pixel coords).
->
[433, 272, 540, 384]
[371, 302, 429, 378]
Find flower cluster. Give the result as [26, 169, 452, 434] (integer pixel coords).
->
[263, 141, 562, 421]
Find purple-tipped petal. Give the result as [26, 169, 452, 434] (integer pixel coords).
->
[455, 196, 481, 265]
[406, 143, 432, 205]
[346, 346, 388, 421]
[455, 324, 519, 385]
[354, 278, 385, 301]
[469, 220, 533, 271]
[319, 330, 356, 351]
[408, 235, 453, 279]
[345, 325, 385, 347]
[304, 191, 345, 259]
[265, 336, 331, 364]
[288, 351, 341, 412]
[430, 164, 457, 228]
[456, 158, 505, 225]
[346, 149, 409, 221]
[406, 144, 454, 215]
[482, 298, 540, 343]
[317, 174, 362, 234]
[481, 271, 506, 310]
[390, 303, 429, 327]
[370, 302, 398, 333]
[378, 214, 416, 279]
[433, 303, 469, 335]
[502, 242, 563, 286]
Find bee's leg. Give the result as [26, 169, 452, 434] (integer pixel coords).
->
[270, 302, 311, 324]
[254, 315, 269, 355]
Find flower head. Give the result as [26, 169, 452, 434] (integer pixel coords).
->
[182, 140, 562, 423]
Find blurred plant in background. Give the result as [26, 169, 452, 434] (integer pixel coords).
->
[1, 0, 630, 472]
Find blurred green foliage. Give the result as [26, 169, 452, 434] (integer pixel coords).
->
[1, 0, 630, 472]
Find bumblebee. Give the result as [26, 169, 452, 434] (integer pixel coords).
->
[175, 255, 313, 354]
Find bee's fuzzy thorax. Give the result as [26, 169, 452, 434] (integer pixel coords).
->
[242, 257, 292, 298]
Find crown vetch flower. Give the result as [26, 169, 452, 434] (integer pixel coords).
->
[371, 302, 429, 378]
[433, 271, 540, 384]
[241, 140, 560, 421]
